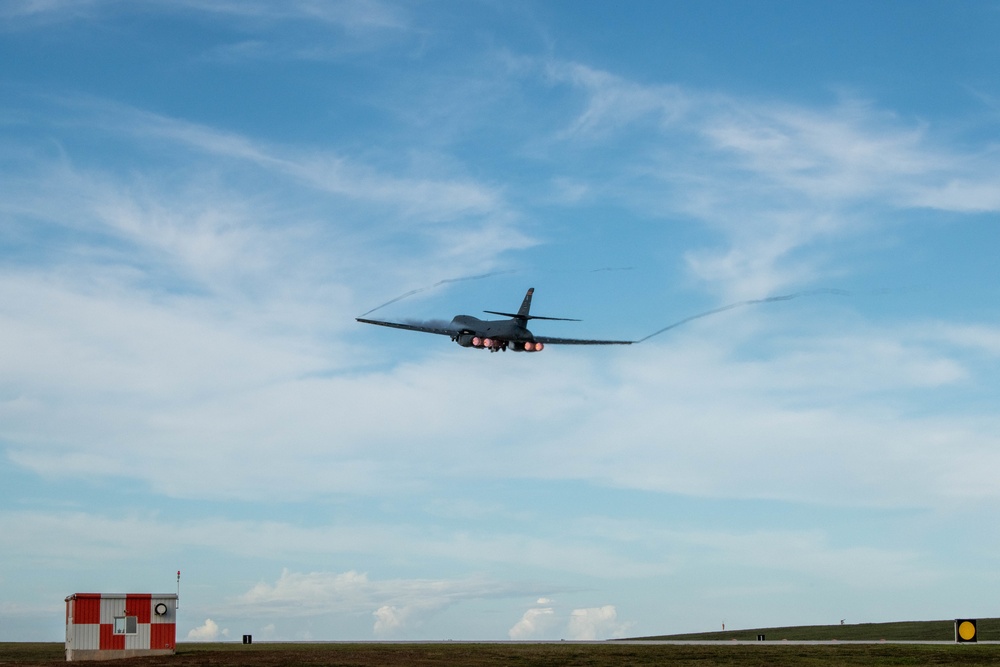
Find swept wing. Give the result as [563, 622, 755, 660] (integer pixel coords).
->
[532, 335, 632, 346]
[355, 318, 458, 336]
[356, 317, 632, 346]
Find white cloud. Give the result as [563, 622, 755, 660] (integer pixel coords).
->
[97, 105, 508, 226]
[0, 100, 540, 503]
[5, 76, 999, 519]
[922, 323, 1000, 357]
[187, 618, 228, 641]
[182, 0, 411, 32]
[230, 569, 525, 637]
[0, 0, 411, 34]
[567, 605, 629, 640]
[508, 605, 556, 639]
[373, 605, 413, 636]
[539, 60, 1000, 299]
[0, 0, 102, 22]
[238, 570, 374, 616]
[1, 98, 531, 303]
[5, 307, 1000, 511]
[544, 61, 689, 138]
[909, 179, 1000, 212]
[509, 601, 631, 640]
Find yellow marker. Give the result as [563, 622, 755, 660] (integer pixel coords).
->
[956, 619, 977, 643]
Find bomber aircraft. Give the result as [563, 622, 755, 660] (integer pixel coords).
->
[356, 287, 633, 352]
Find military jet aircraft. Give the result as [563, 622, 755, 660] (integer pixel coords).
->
[356, 287, 633, 352]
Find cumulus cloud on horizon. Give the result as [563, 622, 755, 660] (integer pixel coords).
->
[186, 618, 229, 641]
[508, 600, 629, 640]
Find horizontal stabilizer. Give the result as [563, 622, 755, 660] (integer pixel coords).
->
[484, 310, 580, 322]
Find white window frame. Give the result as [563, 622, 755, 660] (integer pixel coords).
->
[113, 616, 138, 635]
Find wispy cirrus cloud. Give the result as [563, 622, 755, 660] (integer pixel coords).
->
[180, 0, 411, 31]
[60, 99, 509, 225]
[1, 0, 411, 33]
[0, 92, 533, 395]
[535, 61, 1000, 298]
[922, 323, 1000, 357]
[546, 61, 992, 211]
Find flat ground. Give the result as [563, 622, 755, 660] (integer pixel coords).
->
[5, 642, 1000, 667]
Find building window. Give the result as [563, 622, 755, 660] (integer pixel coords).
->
[113, 616, 138, 635]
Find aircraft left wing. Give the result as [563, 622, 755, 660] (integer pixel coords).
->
[531, 335, 633, 346]
[355, 317, 458, 336]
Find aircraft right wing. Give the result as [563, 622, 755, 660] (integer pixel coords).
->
[355, 317, 459, 337]
[531, 335, 633, 346]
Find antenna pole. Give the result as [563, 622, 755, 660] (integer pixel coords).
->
[176, 570, 181, 610]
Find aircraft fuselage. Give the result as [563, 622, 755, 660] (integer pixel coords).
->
[449, 315, 542, 352]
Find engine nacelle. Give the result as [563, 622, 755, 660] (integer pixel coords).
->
[513, 341, 544, 352]
[456, 334, 524, 352]
[455, 333, 477, 347]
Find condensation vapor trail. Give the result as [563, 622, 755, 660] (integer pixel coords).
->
[359, 270, 518, 317]
[635, 288, 851, 343]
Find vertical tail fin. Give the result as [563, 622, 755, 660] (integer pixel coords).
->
[516, 287, 535, 319]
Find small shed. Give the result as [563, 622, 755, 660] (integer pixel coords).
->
[65, 593, 177, 661]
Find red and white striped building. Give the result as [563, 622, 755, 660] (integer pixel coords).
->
[65, 593, 177, 661]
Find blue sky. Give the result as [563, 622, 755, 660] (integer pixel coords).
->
[2, 0, 1000, 642]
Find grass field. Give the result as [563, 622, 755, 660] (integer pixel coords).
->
[4, 621, 998, 666]
[4, 640, 1000, 667]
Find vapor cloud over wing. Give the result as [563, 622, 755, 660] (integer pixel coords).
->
[359, 271, 516, 317]
[636, 289, 853, 342]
